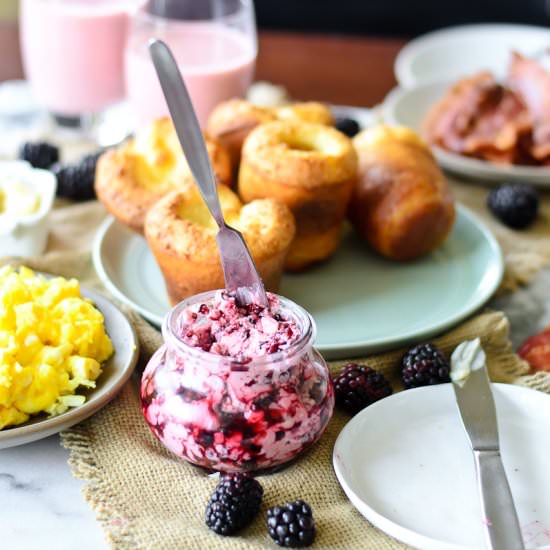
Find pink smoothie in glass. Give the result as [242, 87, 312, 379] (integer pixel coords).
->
[125, 21, 256, 127]
[20, 0, 133, 115]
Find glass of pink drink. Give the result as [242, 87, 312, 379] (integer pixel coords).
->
[20, 0, 137, 138]
[125, 0, 257, 128]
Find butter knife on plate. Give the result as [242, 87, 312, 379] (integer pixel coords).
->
[451, 339, 526, 550]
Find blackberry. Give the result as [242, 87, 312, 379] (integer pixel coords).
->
[333, 363, 392, 415]
[335, 117, 360, 138]
[401, 343, 450, 389]
[487, 183, 539, 229]
[52, 151, 102, 201]
[19, 141, 59, 169]
[267, 500, 316, 548]
[205, 473, 263, 535]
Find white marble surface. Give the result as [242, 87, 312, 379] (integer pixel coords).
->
[1, 269, 549, 550]
[1, 435, 108, 550]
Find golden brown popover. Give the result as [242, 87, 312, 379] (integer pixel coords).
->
[95, 117, 232, 233]
[206, 100, 334, 173]
[144, 184, 296, 304]
[238, 121, 358, 271]
[349, 125, 455, 260]
[205, 99, 276, 170]
[273, 102, 334, 125]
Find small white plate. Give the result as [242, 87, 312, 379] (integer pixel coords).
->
[0, 286, 139, 449]
[394, 23, 550, 87]
[383, 81, 550, 186]
[333, 383, 550, 550]
[93, 206, 503, 359]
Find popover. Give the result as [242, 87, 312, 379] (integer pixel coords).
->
[205, 99, 276, 170]
[144, 184, 296, 304]
[274, 102, 334, 125]
[206, 100, 334, 174]
[238, 121, 358, 270]
[349, 125, 455, 260]
[95, 117, 232, 233]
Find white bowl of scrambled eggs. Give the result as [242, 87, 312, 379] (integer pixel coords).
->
[0, 161, 57, 257]
[0, 266, 139, 448]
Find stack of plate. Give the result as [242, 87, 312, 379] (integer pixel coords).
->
[384, 24, 550, 186]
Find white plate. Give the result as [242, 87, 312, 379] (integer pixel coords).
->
[383, 81, 550, 186]
[93, 206, 503, 359]
[394, 23, 550, 87]
[333, 383, 550, 550]
[0, 286, 139, 449]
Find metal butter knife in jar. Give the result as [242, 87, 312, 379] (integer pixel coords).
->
[451, 339, 525, 550]
[148, 39, 268, 308]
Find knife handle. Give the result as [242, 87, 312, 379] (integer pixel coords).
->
[474, 450, 525, 550]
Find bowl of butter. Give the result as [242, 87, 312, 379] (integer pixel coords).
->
[0, 161, 56, 257]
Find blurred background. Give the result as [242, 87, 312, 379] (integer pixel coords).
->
[0, 0, 21, 81]
[2, 0, 550, 81]
[255, 0, 550, 35]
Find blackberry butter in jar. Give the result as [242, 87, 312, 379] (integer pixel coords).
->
[141, 290, 334, 472]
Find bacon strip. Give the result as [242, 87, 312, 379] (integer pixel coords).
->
[508, 51, 550, 161]
[423, 72, 496, 153]
[423, 71, 531, 164]
[462, 84, 531, 163]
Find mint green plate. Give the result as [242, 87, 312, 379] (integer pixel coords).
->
[93, 205, 503, 359]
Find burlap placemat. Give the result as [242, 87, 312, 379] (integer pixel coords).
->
[56, 310, 539, 550]
[449, 179, 550, 291]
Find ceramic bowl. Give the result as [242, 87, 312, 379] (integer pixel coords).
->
[0, 160, 57, 257]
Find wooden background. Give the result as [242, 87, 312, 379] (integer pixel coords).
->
[1, 23, 405, 106]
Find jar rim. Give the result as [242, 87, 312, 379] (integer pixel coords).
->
[162, 290, 316, 366]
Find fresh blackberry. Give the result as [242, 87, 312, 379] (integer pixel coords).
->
[401, 343, 450, 389]
[52, 151, 102, 201]
[334, 117, 360, 138]
[205, 473, 263, 536]
[333, 363, 392, 415]
[19, 141, 59, 169]
[487, 183, 539, 229]
[267, 500, 316, 548]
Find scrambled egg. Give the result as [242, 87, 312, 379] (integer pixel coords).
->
[0, 266, 114, 429]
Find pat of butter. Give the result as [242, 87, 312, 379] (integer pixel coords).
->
[0, 177, 41, 217]
[450, 338, 486, 387]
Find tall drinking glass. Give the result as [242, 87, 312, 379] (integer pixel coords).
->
[20, 0, 137, 140]
[125, 0, 257, 128]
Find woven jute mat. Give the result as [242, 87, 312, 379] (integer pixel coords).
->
[448, 179, 550, 291]
[3, 183, 550, 549]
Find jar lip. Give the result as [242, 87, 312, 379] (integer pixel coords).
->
[162, 290, 316, 365]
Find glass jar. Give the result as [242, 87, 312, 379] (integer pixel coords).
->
[141, 291, 334, 473]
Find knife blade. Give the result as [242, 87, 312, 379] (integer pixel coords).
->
[451, 339, 525, 550]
